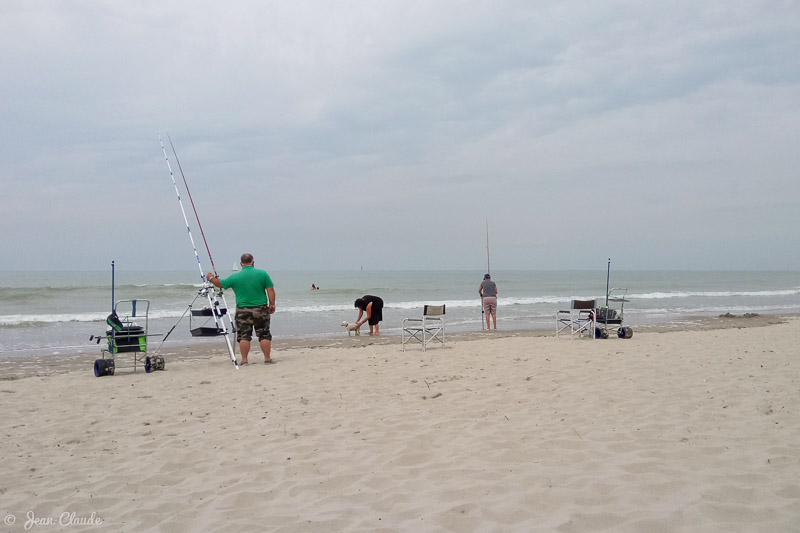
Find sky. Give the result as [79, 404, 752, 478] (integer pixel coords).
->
[1, 0, 799, 272]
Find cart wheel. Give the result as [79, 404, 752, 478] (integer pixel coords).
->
[145, 356, 153, 373]
[617, 327, 633, 339]
[595, 328, 608, 339]
[155, 356, 165, 371]
[94, 358, 114, 377]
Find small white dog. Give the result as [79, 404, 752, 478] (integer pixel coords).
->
[341, 321, 361, 336]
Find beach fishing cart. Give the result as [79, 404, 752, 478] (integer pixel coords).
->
[594, 259, 633, 339]
[556, 259, 634, 340]
[594, 287, 633, 339]
[90, 299, 165, 376]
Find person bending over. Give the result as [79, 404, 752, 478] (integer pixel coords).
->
[354, 295, 384, 336]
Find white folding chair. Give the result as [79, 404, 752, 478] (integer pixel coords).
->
[556, 299, 596, 339]
[402, 304, 446, 351]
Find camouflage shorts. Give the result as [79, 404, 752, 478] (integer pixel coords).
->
[235, 305, 272, 342]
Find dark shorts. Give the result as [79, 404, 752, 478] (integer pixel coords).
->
[368, 299, 384, 326]
[235, 305, 272, 342]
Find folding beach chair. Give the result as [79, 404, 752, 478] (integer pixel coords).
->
[556, 299, 596, 339]
[402, 304, 446, 352]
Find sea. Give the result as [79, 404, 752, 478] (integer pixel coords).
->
[1, 269, 799, 359]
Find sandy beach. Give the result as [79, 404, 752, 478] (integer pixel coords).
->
[1, 316, 799, 532]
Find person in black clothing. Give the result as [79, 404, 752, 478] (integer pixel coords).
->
[354, 295, 384, 336]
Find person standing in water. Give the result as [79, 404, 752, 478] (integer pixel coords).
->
[479, 273, 498, 330]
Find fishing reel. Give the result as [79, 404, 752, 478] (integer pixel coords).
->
[198, 282, 224, 297]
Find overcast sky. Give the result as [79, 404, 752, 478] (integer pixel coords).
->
[1, 1, 798, 272]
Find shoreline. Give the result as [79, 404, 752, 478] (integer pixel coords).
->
[5, 268, 799, 366]
[0, 312, 791, 381]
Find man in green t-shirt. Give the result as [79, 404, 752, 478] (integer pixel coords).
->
[208, 253, 276, 365]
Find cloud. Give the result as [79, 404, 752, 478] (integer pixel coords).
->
[1, 0, 798, 271]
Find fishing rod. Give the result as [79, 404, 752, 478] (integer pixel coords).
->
[166, 133, 237, 329]
[486, 217, 491, 276]
[169, 133, 239, 306]
[158, 133, 207, 284]
[157, 132, 238, 368]
[110, 260, 116, 348]
[167, 133, 221, 278]
[481, 218, 490, 330]
[151, 305, 193, 356]
[111, 260, 115, 311]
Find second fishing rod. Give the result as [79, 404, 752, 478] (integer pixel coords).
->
[158, 132, 238, 368]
